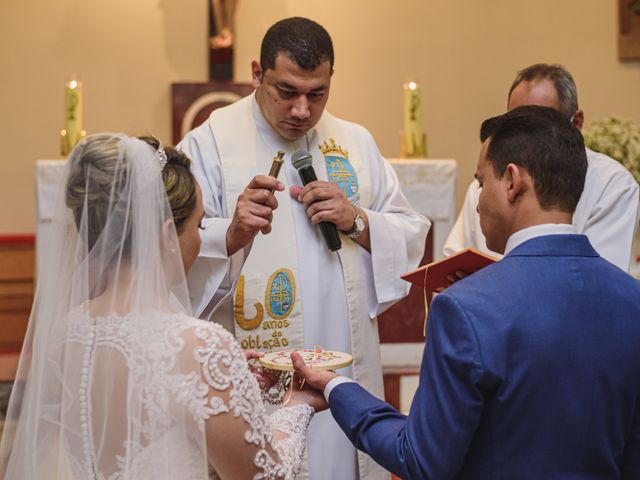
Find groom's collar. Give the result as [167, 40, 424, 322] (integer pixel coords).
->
[504, 223, 576, 256]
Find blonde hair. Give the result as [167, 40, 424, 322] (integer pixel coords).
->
[65, 134, 197, 253]
[137, 135, 197, 232]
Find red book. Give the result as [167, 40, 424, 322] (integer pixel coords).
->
[401, 248, 497, 292]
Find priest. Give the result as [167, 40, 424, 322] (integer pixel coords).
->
[444, 63, 639, 271]
[178, 16, 429, 480]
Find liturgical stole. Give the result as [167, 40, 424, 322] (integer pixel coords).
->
[209, 96, 372, 359]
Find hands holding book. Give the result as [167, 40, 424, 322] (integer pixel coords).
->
[402, 248, 497, 293]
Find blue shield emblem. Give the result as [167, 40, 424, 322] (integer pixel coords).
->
[265, 268, 296, 319]
[325, 155, 359, 201]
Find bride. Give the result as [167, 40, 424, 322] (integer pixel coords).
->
[0, 133, 323, 479]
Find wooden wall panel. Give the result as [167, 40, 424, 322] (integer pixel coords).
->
[619, 0, 640, 60]
[377, 228, 433, 343]
[171, 82, 253, 145]
[0, 235, 34, 380]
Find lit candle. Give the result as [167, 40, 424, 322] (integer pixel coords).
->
[403, 80, 422, 154]
[64, 76, 83, 153]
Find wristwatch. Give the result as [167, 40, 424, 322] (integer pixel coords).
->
[347, 208, 366, 239]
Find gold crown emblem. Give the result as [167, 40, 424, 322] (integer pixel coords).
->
[319, 138, 349, 158]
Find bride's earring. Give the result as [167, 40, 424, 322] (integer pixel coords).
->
[162, 219, 179, 255]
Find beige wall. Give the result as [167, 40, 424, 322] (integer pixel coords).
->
[0, 0, 207, 233]
[1, 0, 639, 233]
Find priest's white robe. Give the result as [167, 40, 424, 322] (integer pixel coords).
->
[443, 148, 639, 270]
[178, 93, 430, 480]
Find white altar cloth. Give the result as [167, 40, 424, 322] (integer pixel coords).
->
[36, 158, 459, 266]
[388, 158, 457, 260]
[35, 160, 66, 274]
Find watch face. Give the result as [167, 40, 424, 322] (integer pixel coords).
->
[349, 211, 365, 238]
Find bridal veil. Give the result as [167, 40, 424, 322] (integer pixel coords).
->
[0, 134, 207, 478]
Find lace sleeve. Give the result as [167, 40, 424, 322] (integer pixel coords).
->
[267, 405, 313, 470]
[182, 319, 313, 479]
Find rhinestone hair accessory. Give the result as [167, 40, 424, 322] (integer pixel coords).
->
[156, 143, 168, 171]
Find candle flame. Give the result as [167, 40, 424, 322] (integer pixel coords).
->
[68, 80, 78, 89]
[408, 81, 418, 90]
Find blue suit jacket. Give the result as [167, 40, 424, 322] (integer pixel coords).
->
[330, 235, 640, 479]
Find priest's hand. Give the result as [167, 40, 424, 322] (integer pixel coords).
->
[290, 351, 338, 393]
[290, 181, 355, 231]
[290, 181, 371, 250]
[226, 176, 284, 256]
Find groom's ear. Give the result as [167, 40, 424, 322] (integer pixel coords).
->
[161, 219, 179, 254]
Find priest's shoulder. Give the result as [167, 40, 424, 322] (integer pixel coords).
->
[586, 147, 637, 187]
[321, 109, 375, 142]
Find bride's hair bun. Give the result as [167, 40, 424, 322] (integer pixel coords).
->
[65, 134, 129, 250]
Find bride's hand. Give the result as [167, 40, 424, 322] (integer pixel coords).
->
[245, 350, 279, 391]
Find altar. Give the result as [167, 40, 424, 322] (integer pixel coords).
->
[388, 158, 457, 260]
[35, 157, 458, 268]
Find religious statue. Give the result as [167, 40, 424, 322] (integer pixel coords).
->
[210, 0, 238, 50]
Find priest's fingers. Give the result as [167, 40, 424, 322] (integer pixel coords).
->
[260, 224, 272, 235]
[226, 204, 273, 254]
[298, 183, 356, 229]
[240, 187, 279, 210]
[234, 205, 272, 230]
[308, 205, 352, 230]
[298, 181, 342, 206]
[308, 200, 357, 231]
[247, 175, 285, 192]
[305, 199, 334, 218]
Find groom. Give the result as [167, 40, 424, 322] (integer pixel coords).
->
[293, 105, 640, 479]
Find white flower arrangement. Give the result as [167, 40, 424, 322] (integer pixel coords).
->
[583, 116, 640, 185]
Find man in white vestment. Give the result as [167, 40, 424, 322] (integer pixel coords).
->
[178, 17, 430, 480]
[444, 63, 639, 270]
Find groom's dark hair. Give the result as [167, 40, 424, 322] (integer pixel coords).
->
[480, 105, 587, 213]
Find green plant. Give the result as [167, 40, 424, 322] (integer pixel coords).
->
[583, 116, 640, 184]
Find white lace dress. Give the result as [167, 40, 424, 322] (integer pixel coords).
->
[63, 308, 313, 479]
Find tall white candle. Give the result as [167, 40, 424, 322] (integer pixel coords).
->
[403, 80, 422, 147]
[64, 76, 83, 151]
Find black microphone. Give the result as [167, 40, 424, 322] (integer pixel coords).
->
[291, 150, 342, 252]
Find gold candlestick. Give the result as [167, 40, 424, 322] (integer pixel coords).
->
[60, 75, 86, 156]
[401, 80, 427, 158]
